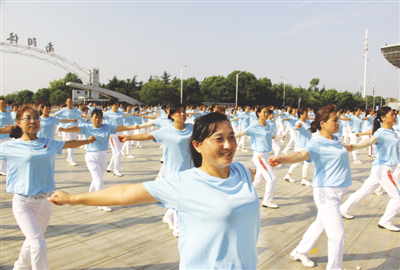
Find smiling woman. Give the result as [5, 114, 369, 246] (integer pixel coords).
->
[48, 112, 260, 269]
[0, 106, 96, 270]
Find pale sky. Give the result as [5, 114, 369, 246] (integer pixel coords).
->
[1, 1, 399, 100]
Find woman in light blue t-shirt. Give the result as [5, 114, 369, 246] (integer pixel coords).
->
[49, 112, 260, 270]
[340, 107, 400, 232]
[235, 105, 278, 209]
[269, 104, 352, 270]
[283, 107, 313, 186]
[1, 106, 95, 270]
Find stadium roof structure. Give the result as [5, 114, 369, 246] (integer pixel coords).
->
[381, 44, 400, 68]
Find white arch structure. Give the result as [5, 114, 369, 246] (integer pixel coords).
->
[1, 42, 144, 105]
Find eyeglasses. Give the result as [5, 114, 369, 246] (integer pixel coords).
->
[20, 117, 40, 122]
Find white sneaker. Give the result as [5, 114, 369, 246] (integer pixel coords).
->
[262, 201, 279, 209]
[340, 212, 354, 220]
[137, 145, 143, 148]
[301, 180, 312, 187]
[160, 156, 164, 163]
[126, 155, 135, 159]
[284, 174, 295, 183]
[114, 171, 123, 177]
[162, 218, 174, 230]
[172, 231, 180, 237]
[378, 222, 400, 232]
[282, 151, 288, 156]
[374, 190, 384, 196]
[121, 151, 126, 156]
[276, 164, 282, 168]
[290, 249, 315, 267]
[353, 160, 363, 165]
[98, 206, 113, 212]
[280, 139, 285, 143]
[69, 161, 77, 166]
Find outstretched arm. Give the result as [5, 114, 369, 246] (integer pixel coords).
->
[58, 126, 81, 133]
[268, 150, 310, 167]
[48, 183, 158, 206]
[118, 133, 155, 143]
[115, 125, 139, 133]
[60, 118, 78, 123]
[352, 136, 378, 150]
[235, 130, 247, 138]
[63, 136, 96, 149]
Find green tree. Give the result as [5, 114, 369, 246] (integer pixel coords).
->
[33, 88, 52, 103]
[321, 89, 339, 105]
[161, 71, 171, 84]
[49, 73, 82, 96]
[257, 77, 277, 106]
[139, 78, 178, 105]
[200, 76, 233, 103]
[171, 77, 202, 105]
[50, 90, 70, 105]
[309, 78, 320, 92]
[227, 71, 259, 106]
[4, 94, 17, 103]
[15, 90, 34, 105]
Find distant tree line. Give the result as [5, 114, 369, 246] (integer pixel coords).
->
[1, 71, 391, 110]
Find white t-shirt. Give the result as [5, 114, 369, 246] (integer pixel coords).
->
[143, 162, 260, 269]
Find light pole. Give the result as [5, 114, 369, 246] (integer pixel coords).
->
[235, 71, 242, 107]
[281, 76, 286, 107]
[180, 65, 187, 104]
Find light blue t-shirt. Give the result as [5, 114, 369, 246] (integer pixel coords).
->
[238, 112, 251, 130]
[0, 111, 13, 140]
[350, 115, 363, 133]
[1, 138, 65, 195]
[245, 121, 272, 152]
[79, 124, 116, 152]
[38, 116, 61, 139]
[124, 114, 143, 126]
[103, 111, 125, 126]
[151, 124, 193, 176]
[143, 162, 260, 269]
[295, 120, 312, 148]
[288, 115, 298, 129]
[54, 108, 80, 128]
[152, 115, 173, 128]
[304, 135, 352, 188]
[372, 128, 400, 166]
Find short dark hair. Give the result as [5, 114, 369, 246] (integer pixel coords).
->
[91, 108, 103, 117]
[189, 112, 229, 167]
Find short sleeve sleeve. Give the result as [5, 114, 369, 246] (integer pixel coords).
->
[142, 172, 180, 210]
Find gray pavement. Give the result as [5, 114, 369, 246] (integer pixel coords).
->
[1, 137, 399, 270]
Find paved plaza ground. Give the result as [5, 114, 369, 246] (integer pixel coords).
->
[1, 137, 399, 270]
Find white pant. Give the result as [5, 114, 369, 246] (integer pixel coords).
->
[349, 133, 359, 161]
[296, 187, 347, 270]
[85, 151, 108, 192]
[340, 164, 400, 225]
[271, 139, 281, 157]
[0, 137, 11, 174]
[276, 121, 285, 136]
[283, 128, 297, 153]
[122, 130, 134, 155]
[12, 194, 53, 270]
[62, 132, 78, 163]
[107, 133, 122, 173]
[287, 147, 310, 179]
[252, 151, 277, 203]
